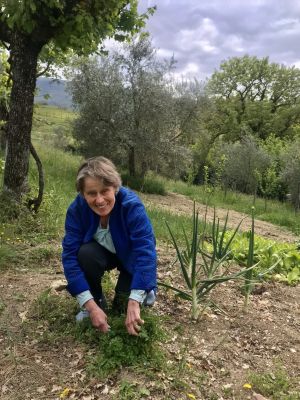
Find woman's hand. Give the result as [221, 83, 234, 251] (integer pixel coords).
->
[85, 299, 110, 333]
[125, 299, 144, 336]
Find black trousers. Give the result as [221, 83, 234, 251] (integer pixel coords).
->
[77, 241, 132, 305]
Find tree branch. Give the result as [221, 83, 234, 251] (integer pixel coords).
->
[36, 61, 51, 78]
[27, 142, 44, 213]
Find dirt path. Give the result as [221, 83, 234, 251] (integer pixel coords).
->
[141, 192, 299, 243]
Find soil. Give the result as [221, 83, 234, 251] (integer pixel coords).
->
[0, 192, 299, 400]
[141, 192, 298, 243]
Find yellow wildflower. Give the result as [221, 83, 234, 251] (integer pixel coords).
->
[243, 383, 252, 389]
[60, 388, 71, 399]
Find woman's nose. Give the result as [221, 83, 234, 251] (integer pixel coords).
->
[95, 193, 103, 203]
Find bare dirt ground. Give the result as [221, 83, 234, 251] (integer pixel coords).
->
[0, 193, 299, 400]
[141, 192, 298, 243]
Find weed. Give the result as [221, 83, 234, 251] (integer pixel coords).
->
[222, 385, 234, 398]
[28, 290, 166, 378]
[12, 293, 26, 302]
[117, 380, 151, 400]
[117, 380, 138, 400]
[80, 311, 166, 378]
[26, 245, 58, 263]
[249, 367, 300, 400]
[0, 244, 18, 270]
[22, 289, 77, 346]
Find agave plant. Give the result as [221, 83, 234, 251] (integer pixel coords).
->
[160, 202, 258, 320]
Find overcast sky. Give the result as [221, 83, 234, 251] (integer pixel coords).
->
[137, 0, 300, 81]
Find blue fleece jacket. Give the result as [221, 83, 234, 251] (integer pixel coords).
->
[62, 186, 157, 296]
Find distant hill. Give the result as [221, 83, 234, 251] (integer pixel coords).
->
[35, 77, 72, 109]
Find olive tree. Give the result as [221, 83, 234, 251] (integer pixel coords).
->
[69, 36, 191, 177]
[219, 136, 271, 200]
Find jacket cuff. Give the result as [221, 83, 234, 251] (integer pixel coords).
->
[76, 290, 94, 307]
[129, 289, 147, 303]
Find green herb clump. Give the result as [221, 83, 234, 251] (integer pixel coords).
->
[29, 290, 165, 377]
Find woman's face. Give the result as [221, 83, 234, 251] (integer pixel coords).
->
[83, 177, 116, 218]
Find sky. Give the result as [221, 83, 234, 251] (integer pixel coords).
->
[137, 0, 300, 81]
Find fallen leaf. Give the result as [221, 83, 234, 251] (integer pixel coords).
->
[36, 386, 47, 394]
[51, 385, 62, 393]
[18, 310, 28, 322]
[101, 385, 109, 395]
[1, 385, 8, 394]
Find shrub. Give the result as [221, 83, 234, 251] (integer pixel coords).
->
[121, 172, 166, 195]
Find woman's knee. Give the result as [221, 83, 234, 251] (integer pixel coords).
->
[78, 241, 108, 273]
[78, 243, 93, 264]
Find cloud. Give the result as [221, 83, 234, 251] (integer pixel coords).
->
[138, 0, 300, 79]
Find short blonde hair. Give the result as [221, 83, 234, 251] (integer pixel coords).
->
[76, 156, 122, 193]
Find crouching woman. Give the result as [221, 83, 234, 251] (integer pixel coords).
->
[62, 157, 157, 336]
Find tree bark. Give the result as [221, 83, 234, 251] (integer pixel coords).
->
[3, 32, 41, 200]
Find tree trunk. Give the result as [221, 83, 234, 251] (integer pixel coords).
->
[3, 33, 41, 200]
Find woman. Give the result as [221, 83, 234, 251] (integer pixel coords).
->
[62, 157, 157, 336]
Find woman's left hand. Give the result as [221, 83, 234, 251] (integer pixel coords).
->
[125, 299, 144, 336]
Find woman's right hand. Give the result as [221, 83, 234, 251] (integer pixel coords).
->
[85, 299, 110, 333]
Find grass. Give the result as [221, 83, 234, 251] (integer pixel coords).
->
[249, 367, 300, 400]
[32, 104, 76, 147]
[0, 243, 18, 271]
[147, 206, 209, 243]
[121, 172, 166, 195]
[117, 380, 151, 400]
[163, 178, 300, 235]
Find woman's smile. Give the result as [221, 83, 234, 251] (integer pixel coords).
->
[83, 177, 116, 218]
